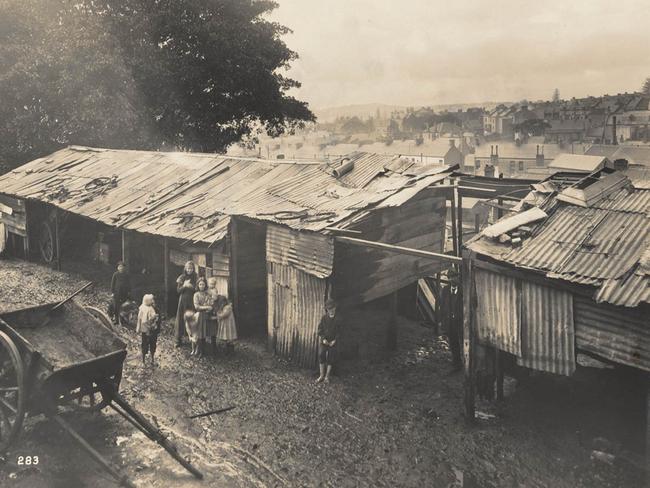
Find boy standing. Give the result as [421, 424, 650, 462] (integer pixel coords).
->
[110, 261, 131, 325]
[316, 298, 341, 383]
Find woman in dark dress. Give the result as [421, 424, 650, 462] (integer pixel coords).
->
[175, 261, 197, 347]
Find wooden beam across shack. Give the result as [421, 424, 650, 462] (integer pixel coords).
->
[334, 236, 462, 264]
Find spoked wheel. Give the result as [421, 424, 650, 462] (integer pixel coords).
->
[0, 330, 26, 451]
[84, 306, 114, 331]
[39, 221, 55, 263]
[66, 368, 122, 412]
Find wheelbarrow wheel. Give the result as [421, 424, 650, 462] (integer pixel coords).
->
[0, 330, 26, 451]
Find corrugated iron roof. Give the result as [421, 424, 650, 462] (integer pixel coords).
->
[467, 170, 650, 307]
[0, 146, 451, 244]
[549, 153, 608, 173]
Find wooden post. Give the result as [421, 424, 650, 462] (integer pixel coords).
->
[457, 188, 463, 255]
[497, 174, 505, 220]
[163, 237, 170, 315]
[646, 379, 650, 487]
[121, 230, 130, 268]
[475, 213, 480, 234]
[495, 348, 504, 401]
[23, 202, 30, 260]
[230, 218, 240, 322]
[450, 184, 458, 256]
[54, 209, 61, 271]
[434, 273, 441, 337]
[462, 252, 476, 422]
[387, 291, 398, 351]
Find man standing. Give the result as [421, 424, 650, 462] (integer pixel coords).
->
[110, 261, 131, 325]
[441, 268, 462, 371]
[316, 298, 341, 383]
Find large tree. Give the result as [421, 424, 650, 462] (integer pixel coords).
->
[0, 0, 314, 168]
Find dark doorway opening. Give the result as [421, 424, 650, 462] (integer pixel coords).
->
[232, 219, 267, 337]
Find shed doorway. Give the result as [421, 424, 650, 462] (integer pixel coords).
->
[231, 219, 267, 337]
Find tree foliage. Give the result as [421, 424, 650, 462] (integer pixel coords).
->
[641, 77, 650, 96]
[0, 0, 314, 168]
[513, 118, 551, 136]
[552, 88, 560, 102]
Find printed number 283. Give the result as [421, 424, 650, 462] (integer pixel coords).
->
[17, 456, 39, 465]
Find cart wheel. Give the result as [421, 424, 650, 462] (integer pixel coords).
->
[0, 331, 26, 451]
[39, 221, 55, 263]
[84, 306, 114, 331]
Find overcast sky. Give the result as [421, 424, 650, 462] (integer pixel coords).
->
[270, 0, 650, 109]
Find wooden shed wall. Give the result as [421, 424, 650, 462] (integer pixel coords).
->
[333, 189, 447, 304]
[0, 195, 27, 237]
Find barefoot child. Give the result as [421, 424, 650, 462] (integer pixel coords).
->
[316, 298, 341, 383]
[184, 310, 200, 356]
[215, 295, 238, 353]
[136, 294, 158, 365]
[206, 277, 220, 357]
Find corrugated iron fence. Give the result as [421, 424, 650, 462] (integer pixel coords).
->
[266, 224, 333, 367]
[474, 268, 576, 376]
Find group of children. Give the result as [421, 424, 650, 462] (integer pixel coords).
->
[118, 259, 237, 366]
[183, 276, 237, 358]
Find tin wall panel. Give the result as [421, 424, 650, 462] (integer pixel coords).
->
[474, 269, 521, 356]
[574, 296, 650, 372]
[266, 224, 334, 278]
[268, 262, 326, 367]
[517, 282, 576, 376]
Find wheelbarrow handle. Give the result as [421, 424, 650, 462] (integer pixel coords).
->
[50, 281, 94, 313]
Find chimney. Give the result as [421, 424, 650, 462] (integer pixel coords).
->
[613, 158, 628, 171]
[333, 157, 355, 178]
[490, 145, 498, 165]
[612, 115, 618, 145]
[449, 139, 456, 148]
[536, 145, 545, 166]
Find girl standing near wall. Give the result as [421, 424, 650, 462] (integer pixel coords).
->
[175, 260, 197, 347]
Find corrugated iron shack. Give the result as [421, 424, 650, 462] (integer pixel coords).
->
[462, 166, 650, 434]
[0, 147, 453, 366]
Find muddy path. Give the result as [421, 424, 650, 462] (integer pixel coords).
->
[0, 258, 645, 487]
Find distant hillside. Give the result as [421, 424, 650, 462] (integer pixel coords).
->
[315, 103, 407, 123]
[315, 101, 509, 122]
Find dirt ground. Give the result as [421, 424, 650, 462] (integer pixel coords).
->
[0, 258, 646, 488]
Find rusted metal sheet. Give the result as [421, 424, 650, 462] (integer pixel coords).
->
[574, 296, 650, 372]
[474, 269, 521, 356]
[266, 224, 334, 278]
[333, 194, 447, 304]
[469, 185, 650, 308]
[517, 281, 575, 376]
[268, 262, 326, 367]
[336, 152, 394, 188]
[596, 272, 650, 307]
[0, 146, 454, 245]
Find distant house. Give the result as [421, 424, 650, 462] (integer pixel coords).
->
[544, 119, 590, 144]
[548, 153, 610, 173]
[471, 141, 563, 179]
[483, 105, 516, 136]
